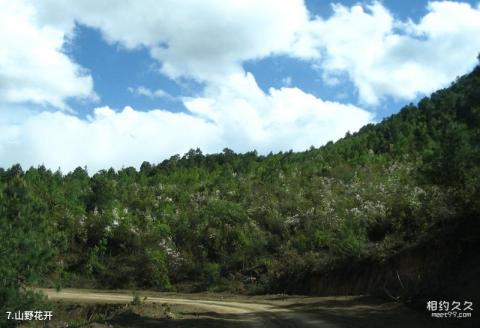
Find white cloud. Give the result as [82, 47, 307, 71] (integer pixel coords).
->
[33, 0, 311, 82]
[281, 77, 293, 86]
[128, 86, 175, 100]
[14, 0, 480, 106]
[304, 1, 480, 104]
[3, 0, 480, 172]
[0, 0, 95, 109]
[0, 106, 222, 173]
[0, 73, 372, 172]
[184, 73, 372, 153]
[0, 0, 373, 172]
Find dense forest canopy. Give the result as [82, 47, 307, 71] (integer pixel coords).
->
[1, 63, 479, 323]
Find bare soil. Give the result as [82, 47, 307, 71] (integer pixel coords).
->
[36, 288, 471, 328]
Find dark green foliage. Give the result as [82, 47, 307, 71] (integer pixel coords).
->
[0, 165, 55, 326]
[0, 63, 479, 302]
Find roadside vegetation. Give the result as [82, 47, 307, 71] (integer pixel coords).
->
[1, 61, 479, 326]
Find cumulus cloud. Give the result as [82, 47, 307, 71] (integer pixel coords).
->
[0, 106, 222, 173]
[11, 0, 480, 106]
[3, 0, 480, 172]
[0, 74, 372, 172]
[128, 86, 175, 100]
[33, 0, 311, 81]
[305, 1, 480, 104]
[1, 0, 373, 172]
[184, 73, 372, 153]
[0, 0, 95, 109]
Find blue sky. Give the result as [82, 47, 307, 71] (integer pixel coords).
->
[1, 0, 480, 172]
[65, 0, 479, 119]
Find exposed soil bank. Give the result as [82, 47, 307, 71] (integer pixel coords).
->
[276, 216, 480, 326]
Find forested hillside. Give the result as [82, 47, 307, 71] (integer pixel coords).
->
[1, 63, 479, 318]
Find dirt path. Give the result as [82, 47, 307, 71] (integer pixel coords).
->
[43, 288, 339, 328]
[41, 288, 445, 328]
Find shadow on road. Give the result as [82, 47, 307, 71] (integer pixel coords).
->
[278, 295, 475, 328]
[107, 310, 259, 328]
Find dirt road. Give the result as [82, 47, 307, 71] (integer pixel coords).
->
[42, 288, 442, 328]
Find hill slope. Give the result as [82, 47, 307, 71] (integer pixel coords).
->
[1, 63, 479, 322]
